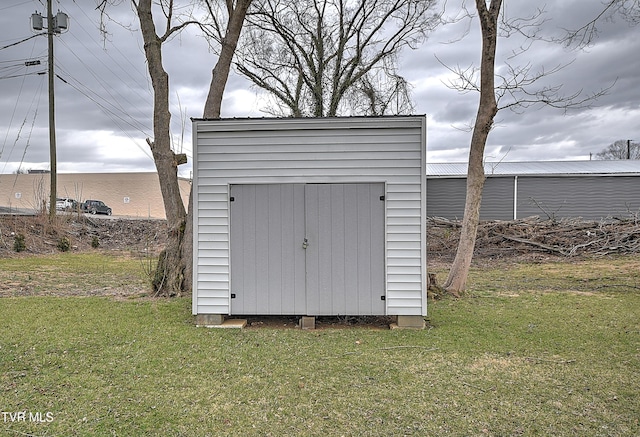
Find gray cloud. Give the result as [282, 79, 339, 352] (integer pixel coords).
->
[1, 0, 638, 176]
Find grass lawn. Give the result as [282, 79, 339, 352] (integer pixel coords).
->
[0, 252, 153, 298]
[1, 254, 639, 436]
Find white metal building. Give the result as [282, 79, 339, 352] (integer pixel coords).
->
[192, 116, 426, 327]
[427, 160, 640, 220]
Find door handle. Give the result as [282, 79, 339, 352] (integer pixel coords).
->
[302, 238, 309, 249]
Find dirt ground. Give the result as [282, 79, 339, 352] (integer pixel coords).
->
[0, 214, 168, 257]
[3, 213, 639, 266]
[242, 315, 397, 330]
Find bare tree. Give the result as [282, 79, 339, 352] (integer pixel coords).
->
[561, 0, 639, 48]
[183, 0, 253, 294]
[596, 139, 640, 160]
[440, 1, 613, 295]
[235, 0, 440, 117]
[441, 0, 500, 296]
[134, 0, 191, 296]
[99, 0, 252, 296]
[202, 0, 253, 118]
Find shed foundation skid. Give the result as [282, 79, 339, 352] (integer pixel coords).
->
[391, 315, 426, 330]
[195, 314, 224, 326]
[299, 316, 316, 330]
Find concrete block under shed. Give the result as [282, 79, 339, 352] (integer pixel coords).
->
[391, 315, 426, 330]
[195, 314, 224, 326]
[197, 317, 247, 329]
[299, 316, 315, 330]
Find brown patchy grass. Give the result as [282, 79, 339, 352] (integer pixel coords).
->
[429, 255, 640, 297]
[0, 252, 638, 435]
[0, 252, 154, 298]
[3, 311, 634, 437]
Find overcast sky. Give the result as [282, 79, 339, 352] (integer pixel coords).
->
[1, 0, 638, 178]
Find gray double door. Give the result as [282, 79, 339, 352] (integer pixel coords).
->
[229, 183, 385, 316]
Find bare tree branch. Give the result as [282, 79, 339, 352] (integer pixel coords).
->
[235, 0, 441, 117]
[560, 0, 640, 49]
[595, 139, 640, 160]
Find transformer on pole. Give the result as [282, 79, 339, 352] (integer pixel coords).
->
[30, 2, 69, 221]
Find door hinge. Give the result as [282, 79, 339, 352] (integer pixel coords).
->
[231, 293, 236, 299]
[379, 195, 385, 201]
[229, 196, 235, 202]
[380, 295, 386, 301]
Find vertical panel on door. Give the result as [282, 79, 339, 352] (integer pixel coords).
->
[305, 183, 385, 315]
[229, 184, 305, 315]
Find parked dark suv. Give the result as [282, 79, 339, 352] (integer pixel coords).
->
[82, 200, 112, 215]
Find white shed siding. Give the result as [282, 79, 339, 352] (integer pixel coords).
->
[193, 116, 426, 316]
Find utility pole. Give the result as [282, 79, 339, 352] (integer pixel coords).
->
[627, 139, 631, 160]
[47, 0, 57, 223]
[31, 1, 68, 222]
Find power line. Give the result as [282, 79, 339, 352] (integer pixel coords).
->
[57, 9, 153, 123]
[0, 1, 34, 12]
[53, 67, 154, 161]
[57, 37, 152, 132]
[71, 0, 151, 91]
[0, 33, 46, 50]
[62, 3, 195, 157]
[3, 1, 195, 173]
[0, 55, 45, 67]
[1, 29, 41, 167]
[14, 95, 42, 176]
[0, 55, 46, 79]
[0, 70, 46, 80]
[69, 0, 194, 161]
[55, 64, 151, 138]
[1, 73, 45, 174]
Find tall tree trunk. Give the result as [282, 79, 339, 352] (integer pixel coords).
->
[203, 0, 252, 118]
[183, 0, 253, 294]
[443, 0, 501, 295]
[136, 0, 187, 296]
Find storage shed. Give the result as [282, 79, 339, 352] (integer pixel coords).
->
[427, 160, 640, 221]
[192, 116, 426, 328]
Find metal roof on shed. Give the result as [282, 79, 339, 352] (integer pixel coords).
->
[427, 160, 640, 177]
